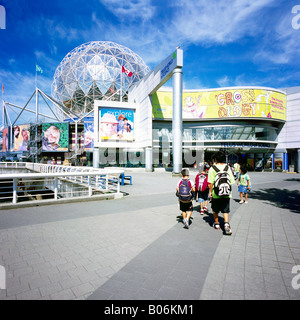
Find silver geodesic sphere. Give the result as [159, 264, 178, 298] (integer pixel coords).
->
[52, 41, 150, 117]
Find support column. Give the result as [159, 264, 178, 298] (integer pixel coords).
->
[145, 147, 153, 172]
[93, 147, 100, 168]
[285, 152, 289, 171]
[297, 149, 300, 173]
[172, 67, 183, 175]
[271, 153, 275, 171]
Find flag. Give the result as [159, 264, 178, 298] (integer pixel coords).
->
[122, 65, 133, 77]
[36, 64, 43, 74]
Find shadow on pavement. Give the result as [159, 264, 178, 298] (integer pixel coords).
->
[249, 188, 300, 214]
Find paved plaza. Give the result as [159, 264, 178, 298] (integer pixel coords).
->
[0, 170, 299, 300]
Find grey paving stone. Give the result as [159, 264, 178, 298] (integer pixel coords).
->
[0, 171, 299, 301]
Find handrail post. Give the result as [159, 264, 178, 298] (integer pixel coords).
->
[88, 176, 92, 196]
[117, 176, 120, 193]
[12, 178, 17, 204]
[54, 177, 58, 200]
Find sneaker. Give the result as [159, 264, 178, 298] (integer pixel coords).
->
[204, 206, 208, 213]
[183, 218, 189, 229]
[213, 222, 220, 230]
[200, 209, 204, 215]
[224, 222, 232, 235]
[245, 201, 248, 204]
[239, 200, 244, 204]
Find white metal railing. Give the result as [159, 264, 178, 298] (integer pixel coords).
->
[0, 162, 124, 204]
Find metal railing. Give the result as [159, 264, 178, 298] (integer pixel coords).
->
[0, 162, 124, 205]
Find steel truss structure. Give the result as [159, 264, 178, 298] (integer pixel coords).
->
[52, 41, 150, 118]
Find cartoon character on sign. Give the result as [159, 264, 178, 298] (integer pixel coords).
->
[183, 96, 206, 119]
[256, 91, 272, 118]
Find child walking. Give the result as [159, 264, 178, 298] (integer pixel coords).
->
[237, 166, 251, 204]
[195, 164, 210, 215]
[176, 168, 195, 229]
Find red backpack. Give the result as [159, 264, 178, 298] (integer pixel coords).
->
[196, 173, 208, 192]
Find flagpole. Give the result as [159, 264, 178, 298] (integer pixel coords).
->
[2, 84, 4, 128]
[35, 63, 38, 123]
[120, 67, 123, 102]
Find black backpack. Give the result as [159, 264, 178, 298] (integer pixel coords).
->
[177, 179, 193, 202]
[212, 165, 232, 197]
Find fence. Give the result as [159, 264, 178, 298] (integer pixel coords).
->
[0, 162, 124, 205]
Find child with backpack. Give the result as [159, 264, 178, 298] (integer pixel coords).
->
[237, 166, 251, 204]
[176, 168, 195, 229]
[207, 151, 235, 235]
[195, 164, 210, 215]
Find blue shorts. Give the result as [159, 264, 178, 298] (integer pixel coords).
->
[238, 185, 248, 194]
[197, 190, 209, 203]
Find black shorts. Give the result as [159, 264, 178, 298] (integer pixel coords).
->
[179, 201, 193, 213]
[211, 198, 230, 214]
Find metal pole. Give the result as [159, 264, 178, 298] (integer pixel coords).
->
[12, 178, 17, 204]
[172, 67, 183, 174]
[88, 176, 92, 196]
[75, 121, 78, 166]
[54, 177, 58, 200]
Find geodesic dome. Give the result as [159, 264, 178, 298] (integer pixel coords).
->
[51, 41, 150, 118]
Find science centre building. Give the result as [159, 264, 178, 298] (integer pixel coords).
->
[2, 41, 300, 173]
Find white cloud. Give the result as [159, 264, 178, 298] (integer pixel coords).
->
[169, 0, 276, 45]
[217, 75, 230, 87]
[99, 0, 156, 21]
[89, 0, 279, 68]
[253, 10, 300, 65]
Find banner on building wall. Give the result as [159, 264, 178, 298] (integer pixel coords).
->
[84, 122, 94, 151]
[13, 124, 30, 151]
[152, 88, 286, 121]
[2, 127, 9, 151]
[42, 123, 69, 152]
[99, 108, 134, 141]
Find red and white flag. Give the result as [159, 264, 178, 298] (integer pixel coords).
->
[122, 65, 133, 77]
[2, 83, 4, 94]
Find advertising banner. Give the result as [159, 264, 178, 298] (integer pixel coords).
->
[13, 125, 30, 151]
[2, 127, 9, 151]
[42, 123, 69, 152]
[99, 108, 134, 141]
[152, 88, 286, 121]
[84, 122, 94, 151]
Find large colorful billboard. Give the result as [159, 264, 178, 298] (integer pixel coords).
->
[99, 108, 134, 141]
[13, 125, 30, 151]
[152, 88, 286, 121]
[42, 123, 69, 152]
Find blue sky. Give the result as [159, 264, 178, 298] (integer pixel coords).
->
[0, 0, 299, 124]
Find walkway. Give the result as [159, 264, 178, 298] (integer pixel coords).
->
[0, 170, 299, 300]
